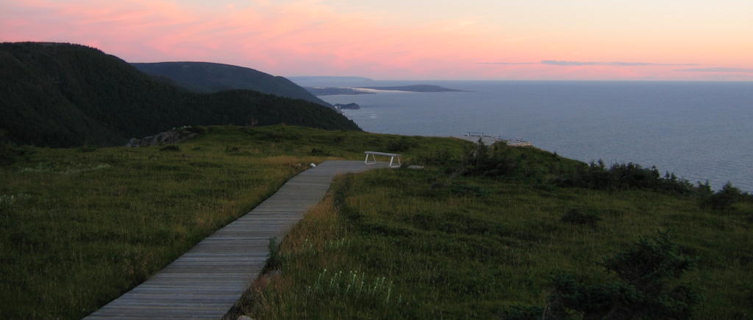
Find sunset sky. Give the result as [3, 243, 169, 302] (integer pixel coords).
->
[2, 0, 752, 80]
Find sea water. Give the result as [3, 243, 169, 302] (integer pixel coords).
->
[319, 81, 753, 191]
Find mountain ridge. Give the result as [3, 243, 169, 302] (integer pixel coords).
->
[0, 42, 358, 147]
[132, 61, 331, 107]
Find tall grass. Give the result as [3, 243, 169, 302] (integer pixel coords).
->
[0, 125, 471, 319]
[241, 165, 753, 319]
[237, 195, 407, 319]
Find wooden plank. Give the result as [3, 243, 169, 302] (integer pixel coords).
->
[84, 160, 386, 320]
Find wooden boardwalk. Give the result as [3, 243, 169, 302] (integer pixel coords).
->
[85, 160, 385, 319]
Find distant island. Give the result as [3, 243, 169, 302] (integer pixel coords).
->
[306, 84, 463, 96]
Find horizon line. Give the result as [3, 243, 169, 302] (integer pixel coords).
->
[285, 77, 753, 83]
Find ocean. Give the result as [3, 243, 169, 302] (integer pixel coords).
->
[317, 81, 753, 191]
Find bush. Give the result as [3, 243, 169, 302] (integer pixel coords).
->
[414, 148, 462, 167]
[555, 161, 697, 195]
[310, 147, 329, 156]
[386, 137, 415, 152]
[159, 145, 180, 152]
[263, 237, 282, 273]
[546, 232, 698, 319]
[705, 182, 742, 211]
[461, 142, 519, 177]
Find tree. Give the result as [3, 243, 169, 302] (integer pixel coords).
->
[706, 182, 741, 211]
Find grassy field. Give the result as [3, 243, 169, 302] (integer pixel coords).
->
[4, 125, 751, 319]
[0, 125, 470, 319]
[239, 142, 753, 319]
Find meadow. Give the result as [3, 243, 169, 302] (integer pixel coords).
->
[3, 125, 751, 319]
[0, 125, 466, 319]
[238, 139, 753, 319]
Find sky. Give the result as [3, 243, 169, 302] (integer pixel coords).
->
[1, 0, 752, 81]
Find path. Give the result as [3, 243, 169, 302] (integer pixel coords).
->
[85, 160, 385, 319]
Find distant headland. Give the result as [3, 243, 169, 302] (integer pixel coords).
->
[305, 84, 463, 96]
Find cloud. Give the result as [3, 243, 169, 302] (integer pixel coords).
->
[0, 1, 749, 81]
[477, 62, 536, 65]
[0, 0, 523, 79]
[541, 60, 696, 67]
[676, 67, 753, 73]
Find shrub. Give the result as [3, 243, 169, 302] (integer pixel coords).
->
[556, 161, 697, 195]
[705, 182, 742, 211]
[461, 142, 518, 177]
[263, 237, 282, 273]
[414, 148, 462, 167]
[546, 232, 698, 319]
[386, 137, 415, 152]
[309, 147, 328, 156]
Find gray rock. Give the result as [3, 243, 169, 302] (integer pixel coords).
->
[126, 126, 199, 147]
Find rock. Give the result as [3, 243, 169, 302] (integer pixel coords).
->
[126, 126, 200, 147]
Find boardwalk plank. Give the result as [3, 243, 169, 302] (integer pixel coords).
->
[84, 160, 384, 320]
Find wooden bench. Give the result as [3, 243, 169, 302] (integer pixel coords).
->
[364, 151, 401, 168]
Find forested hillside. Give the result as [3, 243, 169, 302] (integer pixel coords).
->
[132, 62, 331, 107]
[0, 42, 358, 147]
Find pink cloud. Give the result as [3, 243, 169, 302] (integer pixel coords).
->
[1, 0, 751, 80]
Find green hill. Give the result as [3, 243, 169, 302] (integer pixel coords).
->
[0, 42, 358, 147]
[132, 61, 332, 107]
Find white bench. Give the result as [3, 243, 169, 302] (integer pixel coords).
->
[364, 151, 401, 168]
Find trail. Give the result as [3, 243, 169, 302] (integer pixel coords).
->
[85, 160, 384, 319]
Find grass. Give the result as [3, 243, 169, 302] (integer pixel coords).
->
[239, 146, 753, 319]
[5, 125, 751, 319]
[0, 125, 470, 319]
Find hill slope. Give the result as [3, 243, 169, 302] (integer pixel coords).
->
[132, 62, 331, 107]
[0, 42, 358, 147]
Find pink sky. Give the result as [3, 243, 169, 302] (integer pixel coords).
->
[1, 0, 752, 80]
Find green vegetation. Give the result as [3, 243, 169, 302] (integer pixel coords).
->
[3, 124, 751, 319]
[0, 125, 467, 319]
[239, 140, 753, 319]
[0, 42, 357, 147]
[132, 61, 332, 107]
[548, 232, 698, 319]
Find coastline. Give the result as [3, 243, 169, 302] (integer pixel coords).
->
[453, 133, 533, 147]
[322, 81, 753, 192]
